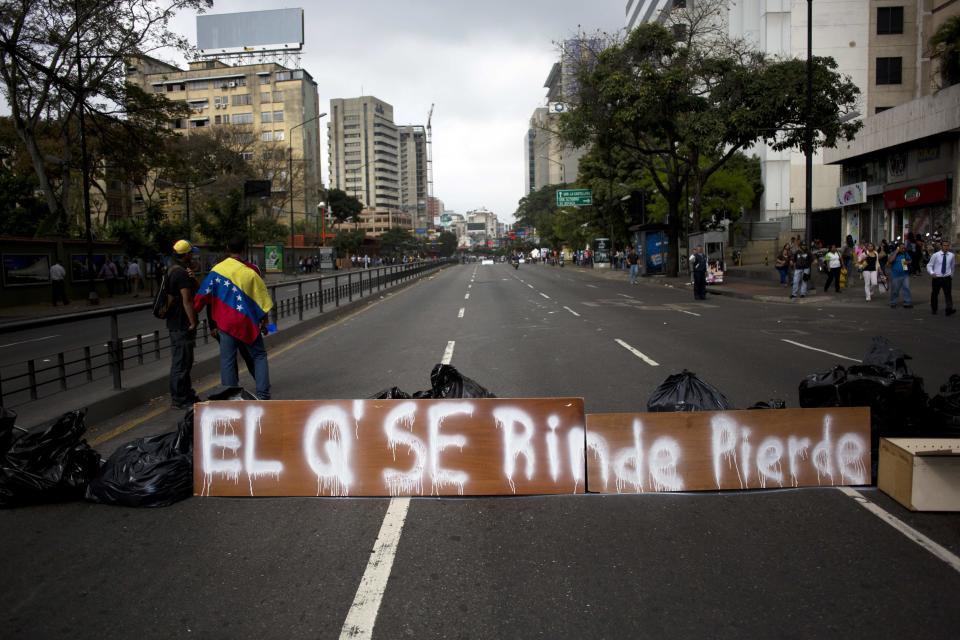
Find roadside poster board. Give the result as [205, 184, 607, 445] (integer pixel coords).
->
[585, 408, 870, 493]
[264, 245, 283, 273]
[195, 398, 587, 497]
[2, 253, 51, 287]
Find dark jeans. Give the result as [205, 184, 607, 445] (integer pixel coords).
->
[823, 267, 841, 292]
[220, 331, 271, 399]
[776, 266, 788, 284]
[693, 270, 707, 299]
[169, 328, 197, 404]
[931, 276, 953, 312]
[51, 280, 69, 305]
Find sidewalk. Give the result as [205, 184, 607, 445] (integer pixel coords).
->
[570, 263, 939, 308]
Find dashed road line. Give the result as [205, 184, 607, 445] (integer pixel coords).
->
[464, 293, 470, 300]
[618, 293, 634, 299]
[0, 335, 60, 349]
[666, 305, 701, 317]
[458, 308, 465, 318]
[836, 487, 960, 574]
[615, 338, 659, 366]
[441, 340, 456, 364]
[781, 339, 861, 363]
[586, 284, 598, 289]
[563, 306, 581, 317]
[527, 284, 534, 289]
[338, 497, 412, 639]
[539, 292, 551, 299]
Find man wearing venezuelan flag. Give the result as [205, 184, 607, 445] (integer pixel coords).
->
[194, 236, 274, 399]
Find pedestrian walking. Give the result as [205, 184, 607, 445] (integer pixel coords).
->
[791, 243, 812, 299]
[859, 243, 879, 301]
[194, 235, 274, 400]
[627, 248, 640, 284]
[823, 245, 842, 293]
[691, 245, 707, 300]
[50, 259, 69, 306]
[166, 240, 200, 409]
[775, 247, 790, 286]
[927, 239, 955, 316]
[99, 256, 118, 297]
[887, 242, 913, 308]
[126, 259, 141, 297]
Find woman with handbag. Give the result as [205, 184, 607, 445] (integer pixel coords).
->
[859, 243, 879, 301]
[823, 245, 842, 293]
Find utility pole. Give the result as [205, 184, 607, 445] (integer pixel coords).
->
[805, 0, 814, 245]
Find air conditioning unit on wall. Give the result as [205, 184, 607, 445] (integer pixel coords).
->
[228, 81, 237, 88]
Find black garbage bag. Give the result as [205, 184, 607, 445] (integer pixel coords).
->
[928, 375, 960, 436]
[369, 387, 412, 400]
[85, 410, 193, 508]
[798, 366, 847, 408]
[0, 407, 19, 455]
[428, 364, 497, 398]
[862, 336, 912, 377]
[748, 399, 787, 410]
[206, 386, 258, 401]
[0, 410, 101, 507]
[647, 370, 732, 412]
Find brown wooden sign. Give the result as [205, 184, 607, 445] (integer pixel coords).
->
[585, 408, 871, 493]
[194, 398, 587, 497]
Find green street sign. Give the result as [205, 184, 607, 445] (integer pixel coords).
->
[556, 189, 593, 207]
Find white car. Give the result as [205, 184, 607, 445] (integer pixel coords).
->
[481, 258, 494, 265]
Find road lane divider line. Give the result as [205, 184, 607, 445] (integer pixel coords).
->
[338, 497, 412, 640]
[539, 292, 551, 299]
[458, 308, 465, 319]
[527, 284, 534, 289]
[586, 284, 598, 289]
[0, 334, 60, 349]
[563, 306, 581, 317]
[666, 304, 701, 317]
[781, 339, 862, 363]
[836, 487, 960, 574]
[464, 293, 470, 300]
[618, 293, 634, 299]
[615, 338, 659, 366]
[441, 340, 456, 365]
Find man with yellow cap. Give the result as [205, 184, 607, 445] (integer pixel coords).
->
[167, 239, 200, 409]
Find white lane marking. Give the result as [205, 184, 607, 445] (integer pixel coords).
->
[586, 284, 598, 289]
[527, 284, 534, 289]
[666, 305, 701, 317]
[539, 292, 550, 299]
[0, 335, 60, 349]
[458, 308, 465, 319]
[781, 339, 862, 363]
[468, 284, 472, 289]
[338, 497, 412, 639]
[464, 293, 470, 300]
[441, 340, 456, 365]
[615, 338, 659, 366]
[563, 306, 581, 317]
[836, 487, 960, 574]
[618, 293, 634, 299]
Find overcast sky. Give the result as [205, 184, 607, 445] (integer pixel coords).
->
[162, 1, 625, 221]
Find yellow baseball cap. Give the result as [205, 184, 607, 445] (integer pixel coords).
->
[173, 239, 193, 255]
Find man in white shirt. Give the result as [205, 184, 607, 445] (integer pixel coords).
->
[49, 259, 68, 306]
[926, 239, 955, 316]
[126, 260, 141, 297]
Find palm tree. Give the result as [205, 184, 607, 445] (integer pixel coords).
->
[930, 16, 960, 88]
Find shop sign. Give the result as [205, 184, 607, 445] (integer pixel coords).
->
[883, 180, 949, 210]
[836, 182, 867, 207]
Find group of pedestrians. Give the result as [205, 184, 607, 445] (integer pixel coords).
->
[163, 236, 274, 410]
[777, 235, 954, 315]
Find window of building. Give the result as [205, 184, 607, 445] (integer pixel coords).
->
[875, 106, 892, 114]
[232, 94, 252, 106]
[262, 131, 274, 141]
[236, 76, 247, 86]
[877, 6, 904, 35]
[272, 91, 283, 102]
[259, 75, 271, 85]
[261, 111, 273, 123]
[189, 80, 208, 90]
[261, 92, 272, 103]
[241, 151, 254, 161]
[189, 119, 207, 128]
[275, 71, 291, 82]
[233, 112, 254, 124]
[273, 130, 284, 141]
[292, 70, 303, 79]
[271, 110, 284, 123]
[166, 83, 185, 92]
[152, 84, 164, 93]
[172, 119, 185, 129]
[214, 115, 221, 124]
[876, 57, 903, 84]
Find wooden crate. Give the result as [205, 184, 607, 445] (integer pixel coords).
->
[878, 438, 960, 511]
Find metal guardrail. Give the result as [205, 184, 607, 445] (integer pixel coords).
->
[0, 260, 450, 408]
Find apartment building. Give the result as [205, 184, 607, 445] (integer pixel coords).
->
[398, 125, 429, 231]
[328, 96, 402, 214]
[354, 208, 414, 239]
[127, 56, 322, 226]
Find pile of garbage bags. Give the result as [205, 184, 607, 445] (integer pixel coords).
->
[646, 370, 732, 412]
[370, 363, 497, 399]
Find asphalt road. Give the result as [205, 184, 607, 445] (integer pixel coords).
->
[2, 263, 958, 639]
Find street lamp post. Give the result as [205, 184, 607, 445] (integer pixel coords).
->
[805, 0, 814, 245]
[288, 112, 328, 271]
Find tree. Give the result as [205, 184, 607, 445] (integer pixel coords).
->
[379, 226, 418, 258]
[326, 188, 363, 226]
[437, 230, 458, 257]
[0, 0, 209, 234]
[559, 6, 861, 275]
[332, 229, 364, 258]
[930, 16, 960, 88]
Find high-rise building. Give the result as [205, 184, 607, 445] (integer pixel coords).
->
[523, 40, 594, 194]
[399, 125, 428, 231]
[626, 0, 677, 31]
[127, 56, 322, 225]
[328, 96, 401, 212]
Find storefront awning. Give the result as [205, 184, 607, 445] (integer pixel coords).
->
[883, 180, 949, 209]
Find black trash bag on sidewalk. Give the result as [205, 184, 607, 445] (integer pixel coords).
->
[369, 387, 412, 399]
[927, 374, 960, 436]
[85, 410, 194, 508]
[207, 386, 258, 401]
[0, 407, 19, 455]
[428, 364, 497, 398]
[748, 399, 787, 410]
[0, 410, 101, 507]
[862, 336, 912, 377]
[646, 370, 732, 412]
[798, 366, 847, 408]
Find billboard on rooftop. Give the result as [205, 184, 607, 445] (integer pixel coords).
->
[197, 9, 304, 56]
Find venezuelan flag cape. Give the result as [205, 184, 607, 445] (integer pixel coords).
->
[194, 257, 274, 344]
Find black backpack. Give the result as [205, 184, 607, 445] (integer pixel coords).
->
[152, 265, 183, 319]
